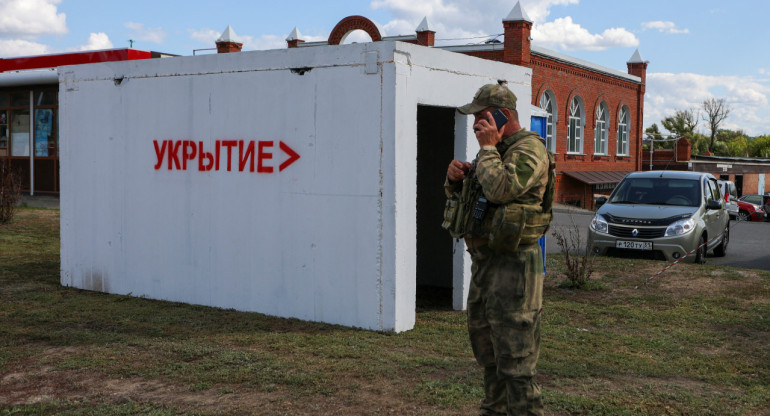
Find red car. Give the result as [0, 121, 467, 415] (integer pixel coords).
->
[736, 199, 765, 221]
[738, 194, 770, 222]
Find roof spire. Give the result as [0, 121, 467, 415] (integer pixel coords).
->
[217, 25, 239, 43]
[416, 17, 433, 32]
[627, 49, 646, 63]
[504, 1, 533, 23]
[286, 27, 302, 41]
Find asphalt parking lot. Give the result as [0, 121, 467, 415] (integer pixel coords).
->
[548, 206, 770, 271]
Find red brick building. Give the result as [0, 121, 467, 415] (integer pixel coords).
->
[289, 2, 647, 209]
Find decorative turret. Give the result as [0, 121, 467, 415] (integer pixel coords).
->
[415, 17, 435, 46]
[627, 49, 648, 85]
[286, 27, 304, 48]
[216, 25, 243, 53]
[503, 1, 533, 66]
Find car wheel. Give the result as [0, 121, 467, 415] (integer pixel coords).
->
[694, 234, 706, 264]
[737, 211, 750, 221]
[713, 224, 728, 257]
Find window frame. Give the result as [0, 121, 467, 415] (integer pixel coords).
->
[567, 96, 584, 154]
[617, 105, 630, 156]
[539, 90, 557, 153]
[594, 101, 609, 155]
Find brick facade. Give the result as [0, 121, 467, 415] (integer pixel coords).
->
[289, 4, 647, 209]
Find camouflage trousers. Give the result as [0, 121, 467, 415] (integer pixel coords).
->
[467, 243, 544, 416]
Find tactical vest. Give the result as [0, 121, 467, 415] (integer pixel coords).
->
[442, 132, 556, 252]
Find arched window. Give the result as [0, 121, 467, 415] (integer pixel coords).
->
[567, 96, 583, 154]
[539, 90, 557, 152]
[617, 106, 630, 156]
[594, 101, 609, 155]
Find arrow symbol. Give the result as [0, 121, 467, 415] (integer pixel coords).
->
[279, 141, 300, 172]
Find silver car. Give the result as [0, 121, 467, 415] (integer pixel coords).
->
[588, 171, 729, 264]
[717, 179, 739, 219]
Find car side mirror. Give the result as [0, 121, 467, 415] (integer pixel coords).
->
[706, 200, 722, 210]
[596, 196, 607, 209]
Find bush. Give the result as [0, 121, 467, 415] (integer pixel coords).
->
[0, 159, 22, 224]
[551, 217, 596, 289]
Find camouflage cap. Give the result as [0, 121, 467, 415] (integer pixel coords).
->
[457, 83, 518, 115]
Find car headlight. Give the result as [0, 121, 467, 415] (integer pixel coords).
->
[590, 214, 609, 234]
[665, 217, 695, 237]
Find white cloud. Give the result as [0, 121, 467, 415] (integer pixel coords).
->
[642, 21, 689, 34]
[532, 16, 638, 50]
[190, 28, 220, 45]
[77, 32, 113, 51]
[645, 72, 770, 136]
[125, 22, 167, 44]
[370, 0, 636, 51]
[0, 0, 67, 37]
[0, 39, 50, 57]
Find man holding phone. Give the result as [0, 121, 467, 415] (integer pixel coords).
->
[444, 83, 553, 415]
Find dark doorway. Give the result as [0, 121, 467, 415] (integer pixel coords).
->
[736, 174, 744, 197]
[416, 105, 455, 309]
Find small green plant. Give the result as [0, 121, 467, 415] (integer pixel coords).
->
[0, 159, 22, 224]
[551, 215, 596, 288]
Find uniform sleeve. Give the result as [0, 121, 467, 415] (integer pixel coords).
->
[475, 137, 549, 205]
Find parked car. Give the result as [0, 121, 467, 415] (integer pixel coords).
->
[717, 179, 739, 219]
[588, 171, 729, 264]
[737, 194, 769, 221]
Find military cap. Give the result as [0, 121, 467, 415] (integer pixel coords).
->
[457, 83, 518, 115]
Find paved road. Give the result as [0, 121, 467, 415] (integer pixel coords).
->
[548, 207, 770, 271]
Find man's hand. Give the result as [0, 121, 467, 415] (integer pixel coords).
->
[473, 111, 504, 147]
[447, 159, 471, 182]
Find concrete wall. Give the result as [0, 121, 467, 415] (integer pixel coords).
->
[59, 41, 530, 332]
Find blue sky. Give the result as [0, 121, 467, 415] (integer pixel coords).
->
[1, 0, 768, 136]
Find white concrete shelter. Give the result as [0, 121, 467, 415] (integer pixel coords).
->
[59, 41, 531, 332]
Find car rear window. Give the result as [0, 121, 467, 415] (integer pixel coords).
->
[609, 178, 700, 207]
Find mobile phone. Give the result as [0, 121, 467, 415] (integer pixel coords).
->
[491, 109, 508, 130]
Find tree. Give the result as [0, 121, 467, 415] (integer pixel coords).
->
[702, 97, 731, 152]
[661, 108, 699, 139]
[644, 123, 664, 149]
[718, 129, 749, 157]
[748, 135, 770, 158]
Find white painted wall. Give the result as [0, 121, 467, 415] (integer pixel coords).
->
[60, 41, 531, 332]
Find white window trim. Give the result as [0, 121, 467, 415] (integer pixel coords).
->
[617, 106, 630, 156]
[594, 102, 608, 155]
[567, 97, 584, 154]
[539, 90, 557, 153]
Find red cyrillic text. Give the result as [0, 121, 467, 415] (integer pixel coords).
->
[153, 139, 300, 173]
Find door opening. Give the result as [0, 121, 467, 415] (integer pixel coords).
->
[416, 105, 455, 310]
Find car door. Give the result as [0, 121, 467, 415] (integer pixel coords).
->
[703, 178, 725, 248]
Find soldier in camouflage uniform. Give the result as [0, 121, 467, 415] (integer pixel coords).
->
[445, 84, 553, 416]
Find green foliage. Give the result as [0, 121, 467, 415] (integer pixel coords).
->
[644, 123, 663, 149]
[661, 108, 698, 140]
[688, 132, 711, 155]
[748, 135, 770, 158]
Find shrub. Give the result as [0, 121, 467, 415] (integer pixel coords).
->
[551, 217, 596, 289]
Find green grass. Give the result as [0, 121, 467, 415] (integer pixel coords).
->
[1, 208, 769, 415]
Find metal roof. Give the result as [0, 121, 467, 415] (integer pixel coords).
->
[563, 170, 632, 184]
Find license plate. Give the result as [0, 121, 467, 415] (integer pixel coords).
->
[616, 240, 653, 250]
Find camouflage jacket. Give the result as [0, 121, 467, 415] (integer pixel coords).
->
[444, 129, 551, 244]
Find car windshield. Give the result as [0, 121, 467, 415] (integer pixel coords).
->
[608, 177, 701, 207]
